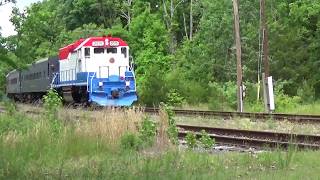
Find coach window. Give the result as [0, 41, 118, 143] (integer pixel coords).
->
[121, 47, 127, 58]
[94, 48, 104, 54]
[10, 78, 17, 84]
[85, 48, 90, 57]
[107, 48, 117, 54]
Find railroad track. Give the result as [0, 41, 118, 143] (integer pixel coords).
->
[3, 104, 320, 124]
[2, 105, 320, 149]
[177, 124, 320, 150]
[145, 107, 320, 123]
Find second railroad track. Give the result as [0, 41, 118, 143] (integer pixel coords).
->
[177, 124, 320, 150]
[145, 107, 320, 124]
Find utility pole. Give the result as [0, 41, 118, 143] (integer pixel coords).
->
[232, 0, 243, 112]
[260, 0, 273, 112]
[190, 0, 193, 40]
[260, 0, 269, 77]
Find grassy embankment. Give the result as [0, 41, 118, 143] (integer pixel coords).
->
[1, 105, 320, 179]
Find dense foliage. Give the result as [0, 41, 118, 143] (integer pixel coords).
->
[1, 0, 320, 110]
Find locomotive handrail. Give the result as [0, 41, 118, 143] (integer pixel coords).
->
[86, 72, 90, 92]
[89, 72, 96, 93]
[131, 70, 137, 91]
[50, 73, 58, 88]
[60, 69, 76, 82]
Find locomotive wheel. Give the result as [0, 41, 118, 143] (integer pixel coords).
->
[71, 86, 81, 103]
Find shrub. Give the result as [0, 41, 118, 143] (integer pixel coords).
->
[208, 81, 237, 110]
[43, 88, 63, 117]
[162, 104, 178, 144]
[138, 65, 168, 106]
[166, 89, 185, 107]
[139, 117, 156, 147]
[3, 99, 16, 116]
[297, 80, 315, 103]
[199, 130, 215, 149]
[0, 113, 34, 135]
[120, 133, 142, 151]
[185, 132, 197, 149]
[42, 89, 63, 135]
[274, 82, 301, 112]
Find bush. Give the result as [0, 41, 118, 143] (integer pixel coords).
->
[3, 99, 16, 116]
[139, 117, 156, 147]
[199, 130, 215, 149]
[138, 65, 168, 106]
[162, 104, 178, 144]
[42, 89, 63, 135]
[0, 113, 34, 135]
[185, 132, 197, 149]
[166, 89, 185, 107]
[274, 82, 301, 112]
[208, 81, 237, 110]
[297, 80, 315, 103]
[43, 89, 63, 116]
[120, 133, 142, 151]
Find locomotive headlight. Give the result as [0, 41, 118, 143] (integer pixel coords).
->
[125, 81, 130, 86]
[99, 82, 103, 87]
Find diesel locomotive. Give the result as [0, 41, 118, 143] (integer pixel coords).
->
[6, 35, 138, 106]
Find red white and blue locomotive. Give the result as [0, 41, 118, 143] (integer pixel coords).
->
[6, 36, 138, 106]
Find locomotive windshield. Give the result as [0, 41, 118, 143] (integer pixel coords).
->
[107, 48, 117, 54]
[94, 48, 104, 54]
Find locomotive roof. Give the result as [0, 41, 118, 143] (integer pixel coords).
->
[58, 36, 128, 60]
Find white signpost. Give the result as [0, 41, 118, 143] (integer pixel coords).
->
[267, 76, 275, 111]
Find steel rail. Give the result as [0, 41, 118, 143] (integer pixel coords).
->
[145, 107, 320, 123]
[177, 124, 320, 149]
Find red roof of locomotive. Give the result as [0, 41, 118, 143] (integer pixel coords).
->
[58, 36, 128, 60]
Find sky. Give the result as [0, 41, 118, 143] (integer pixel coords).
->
[0, 0, 41, 37]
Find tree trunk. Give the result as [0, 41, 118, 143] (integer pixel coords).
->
[183, 12, 189, 40]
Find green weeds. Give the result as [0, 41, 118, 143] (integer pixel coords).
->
[185, 130, 215, 149]
[185, 132, 197, 149]
[162, 104, 178, 144]
[43, 89, 63, 136]
[199, 130, 215, 149]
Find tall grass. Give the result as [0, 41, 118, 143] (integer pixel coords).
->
[76, 108, 144, 146]
[1, 107, 320, 179]
[0, 107, 144, 178]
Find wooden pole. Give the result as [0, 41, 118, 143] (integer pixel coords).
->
[232, 0, 243, 112]
[260, 0, 269, 77]
[190, 0, 193, 40]
[262, 73, 269, 112]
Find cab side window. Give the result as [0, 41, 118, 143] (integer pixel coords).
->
[85, 48, 90, 57]
[121, 47, 127, 58]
